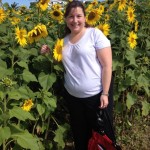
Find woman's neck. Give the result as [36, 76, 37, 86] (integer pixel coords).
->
[69, 27, 86, 44]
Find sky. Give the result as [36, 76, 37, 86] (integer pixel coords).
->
[2, 0, 104, 8]
[2, 0, 36, 8]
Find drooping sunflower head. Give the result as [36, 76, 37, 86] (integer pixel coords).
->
[21, 99, 34, 112]
[28, 24, 48, 43]
[127, 31, 137, 49]
[15, 26, 28, 47]
[53, 39, 64, 62]
[97, 23, 110, 36]
[50, 9, 63, 22]
[37, 0, 50, 11]
[126, 6, 136, 24]
[0, 8, 7, 24]
[86, 9, 101, 26]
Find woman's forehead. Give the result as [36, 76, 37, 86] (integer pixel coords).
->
[69, 7, 84, 15]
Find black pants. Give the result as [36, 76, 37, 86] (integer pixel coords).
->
[63, 78, 114, 150]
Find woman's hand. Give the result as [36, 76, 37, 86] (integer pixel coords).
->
[100, 95, 109, 109]
[40, 44, 50, 54]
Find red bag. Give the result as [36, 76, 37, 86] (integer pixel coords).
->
[88, 109, 121, 150]
[88, 131, 117, 150]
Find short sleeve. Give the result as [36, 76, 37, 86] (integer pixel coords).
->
[94, 28, 111, 50]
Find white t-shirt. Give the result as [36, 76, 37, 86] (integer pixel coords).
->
[62, 27, 111, 98]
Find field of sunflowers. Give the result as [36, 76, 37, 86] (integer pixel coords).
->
[0, 0, 149, 150]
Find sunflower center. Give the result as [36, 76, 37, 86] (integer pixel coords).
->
[57, 47, 62, 54]
[88, 12, 96, 20]
[53, 11, 60, 17]
[129, 12, 133, 17]
[131, 38, 134, 43]
[19, 31, 24, 38]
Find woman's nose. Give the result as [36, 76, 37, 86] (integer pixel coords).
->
[73, 16, 77, 22]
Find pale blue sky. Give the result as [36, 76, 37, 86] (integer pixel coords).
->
[2, 0, 104, 8]
[2, 0, 36, 7]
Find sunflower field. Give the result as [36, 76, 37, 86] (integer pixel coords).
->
[0, 0, 149, 150]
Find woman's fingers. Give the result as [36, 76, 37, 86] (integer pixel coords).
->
[100, 96, 109, 109]
[40, 45, 50, 54]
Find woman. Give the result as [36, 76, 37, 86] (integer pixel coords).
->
[41, 1, 113, 150]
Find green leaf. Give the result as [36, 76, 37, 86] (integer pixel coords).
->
[11, 130, 43, 150]
[0, 127, 11, 145]
[0, 24, 7, 33]
[112, 57, 123, 71]
[42, 92, 55, 107]
[30, 48, 38, 56]
[126, 93, 137, 110]
[54, 64, 64, 72]
[7, 90, 22, 100]
[37, 104, 45, 116]
[0, 112, 10, 122]
[38, 73, 56, 91]
[54, 125, 66, 149]
[0, 91, 5, 100]
[115, 102, 125, 113]
[142, 101, 150, 116]
[18, 86, 35, 99]
[0, 60, 14, 78]
[125, 50, 137, 67]
[137, 74, 149, 87]
[17, 61, 29, 69]
[9, 106, 35, 121]
[23, 69, 37, 82]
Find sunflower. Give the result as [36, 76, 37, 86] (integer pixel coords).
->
[15, 27, 27, 47]
[10, 17, 21, 25]
[86, 9, 101, 26]
[105, 14, 110, 22]
[1, 77, 13, 87]
[128, 0, 135, 6]
[50, 9, 63, 22]
[37, 0, 50, 11]
[0, 8, 6, 24]
[118, 0, 127, 11]
[91, 0, 98, 6]
[21, 99, 34, 112]
[99, 5, 104, 15]
[53, 39, 63, 62]
[126, 6, 136, 23]
[97, 23, 110, 36]
[28, 24, 48, 43]
[127, 31, 137, 49]
[85, 4, 93, 12]
[52, 4, 62, 10]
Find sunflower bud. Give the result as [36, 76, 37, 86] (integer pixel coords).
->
[1, 77, 13, 87]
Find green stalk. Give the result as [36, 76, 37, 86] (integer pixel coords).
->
[3, 95, 7, 150]
[44, 116, 51, 139]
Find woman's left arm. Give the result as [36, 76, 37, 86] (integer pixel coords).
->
[97, 46, 112, 108]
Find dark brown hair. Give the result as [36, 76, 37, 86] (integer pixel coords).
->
[63, 0, 90, 37]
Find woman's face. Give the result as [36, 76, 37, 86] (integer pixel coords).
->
[65, 7, 86, 34]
